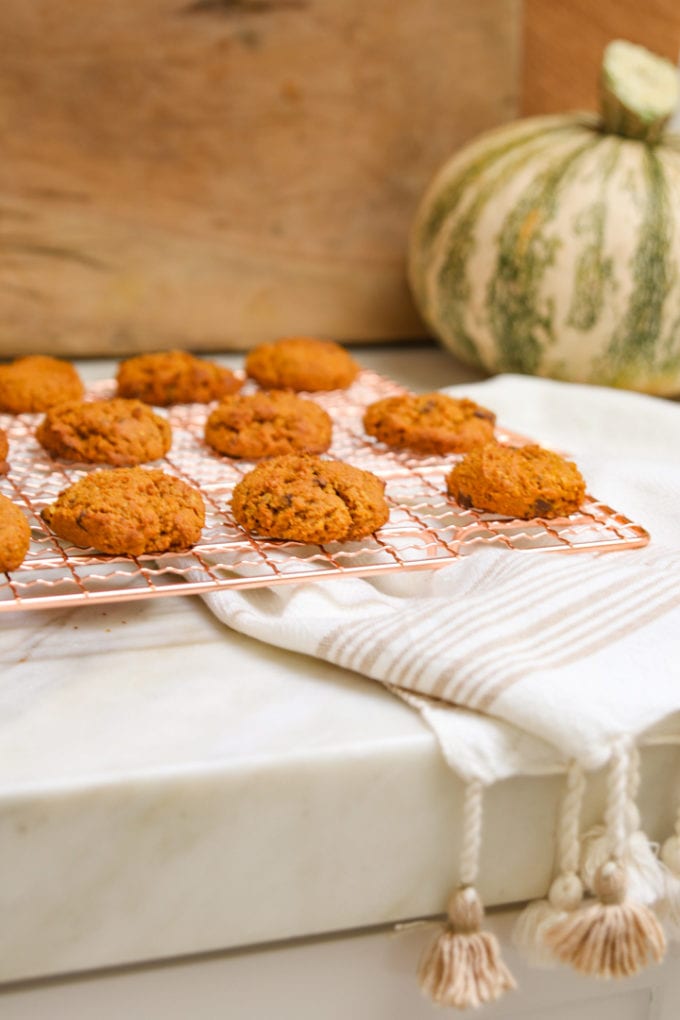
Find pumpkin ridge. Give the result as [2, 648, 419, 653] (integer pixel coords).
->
[424, 131, 594, 366]
[410, 118, 586, 308]
[566, 138, 622, 332]
[601, 145, 675, 385]
[418, 121, 574, 249]
[486, 139, 598, 374]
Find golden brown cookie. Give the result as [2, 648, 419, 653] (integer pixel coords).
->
[363, 392, 496, 454]
[446, 443, 586, 519]
[0, 494, 31, 572]
[41, 467, 205, 556]
[116, 350, 242, 406]
[205, 391, 332, 459]
[0, 428, 8, 475]
[36, 399, 172, 466]
[231, 455, 389, 543]
[0, 356, 84, 414]
[245, 337, 359, 392]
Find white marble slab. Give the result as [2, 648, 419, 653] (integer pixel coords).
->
[1, 347, 678, 984]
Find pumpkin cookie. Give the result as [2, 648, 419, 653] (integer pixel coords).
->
[446, 443, 586, 519]
[231, 454, 389, 543]
[205, 391, 332, 459]
[36, 399, 172, 466]
[363, 392, 496, 454]
[41, 467, 205, 556]
[0, 495, 31, 572]
[0, 356, 84, 414]
[245, 337, 359, 392]
[0, 428, 9, 475]
[116, 350, 242, 406]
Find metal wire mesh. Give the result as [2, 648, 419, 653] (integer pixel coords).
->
[0, 371, 649, 611]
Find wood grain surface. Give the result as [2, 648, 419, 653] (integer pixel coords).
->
[0, 1, 519, 356]
[522, 0, 680, 116]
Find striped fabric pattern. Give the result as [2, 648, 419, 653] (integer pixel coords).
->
[318, 549, 680, 710]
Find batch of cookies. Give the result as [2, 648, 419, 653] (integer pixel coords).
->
[0, 337, 587, 573]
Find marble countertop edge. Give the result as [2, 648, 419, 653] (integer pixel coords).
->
[0, 731, 437, 800]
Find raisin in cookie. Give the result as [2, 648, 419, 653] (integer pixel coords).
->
[116, 350, 242, 406]
[363, 392, 496, 454]
[231, 454, 389, 543]
[245, 337, 359, 392]
[446, 443, 586, 519]
[41, 467, 205, 556]
[0, 356, 84, 413]
[0, 495, 31, 571]
[205, 391, 332, 459]
[36, 399, 172, 466]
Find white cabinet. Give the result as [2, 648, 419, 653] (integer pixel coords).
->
[1, 908, 678, 1020]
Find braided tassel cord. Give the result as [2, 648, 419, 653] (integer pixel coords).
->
[580, 744, 665, 906]
[418, 780, 516, 1009]
[657, 775, 680, 938]
[546, 739, 666, 978]
[513, 760, 585, 966]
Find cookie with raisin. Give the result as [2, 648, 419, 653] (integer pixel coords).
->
[36, 399, 172, 466]
[0, 494, 31, 572]
[245, 337, 359, 392]
[41, 467, 205, 556]
[116, 350, 241, 406]
[231, 454, 389, 543]
[0, 356, 84, 413]
[363, 392, 496, 454]
[446, 443, 586, 519]
[205, 391, 332, 459]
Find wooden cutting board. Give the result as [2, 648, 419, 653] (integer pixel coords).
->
[0, 0, 519, 356]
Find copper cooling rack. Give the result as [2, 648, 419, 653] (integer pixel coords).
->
[0, 371, 649, 612]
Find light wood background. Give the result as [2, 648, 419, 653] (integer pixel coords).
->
[0, 1, 519, 356]
[522, 0, 680, 116]
[2, 2, 679, 357]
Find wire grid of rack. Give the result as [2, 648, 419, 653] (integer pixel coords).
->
[0, 370, 649, 612]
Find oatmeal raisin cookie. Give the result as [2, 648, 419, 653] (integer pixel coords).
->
[446, 443, 586, 519]
[205, 391, 332, 459]
[363, 392, 496, 454]
[116, 350, 241, 406]
[0, 494, 31, 572]
[36, 399, 172, 466]
[245, 337, 359, 392]
[41, 467, 205, 556]
[0, 356, 84, 414]
[231, 454, 389, 543]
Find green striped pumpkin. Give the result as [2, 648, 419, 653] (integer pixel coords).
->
[409, 42, 680, 396]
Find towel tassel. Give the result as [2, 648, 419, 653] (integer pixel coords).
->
[547, 738, 666, 978]
[580, 744, 665, 906]
[656, 783, 680, 938]
[513, 760, 585, 965]
[418, 779, 516, 1009]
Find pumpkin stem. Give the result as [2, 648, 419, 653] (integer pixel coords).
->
[600, 40, 679, 144]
